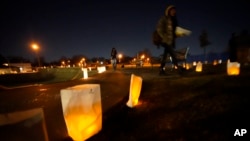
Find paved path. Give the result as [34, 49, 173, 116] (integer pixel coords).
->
[0, 70, 132, 141]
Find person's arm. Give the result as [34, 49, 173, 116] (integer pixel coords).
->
[156, 16, 166, 38]
[156, 16, 173, 45]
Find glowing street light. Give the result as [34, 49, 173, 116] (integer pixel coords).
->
[118, 54, 122, 63]
[140, 54, 145, 60]
[31, 43, 41, 67]
[61, 61, 65, 67]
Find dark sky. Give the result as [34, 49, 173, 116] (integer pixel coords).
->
[1, 0, 250, 62]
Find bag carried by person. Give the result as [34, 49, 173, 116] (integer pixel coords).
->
[152, 30, 162, 48]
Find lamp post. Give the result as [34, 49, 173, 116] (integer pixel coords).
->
[118, 54, 122, 63]
[31, 43, 41, 67]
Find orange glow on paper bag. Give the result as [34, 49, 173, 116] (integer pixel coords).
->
[195, 61, 202, 72]
[227, 61, 240, 75]
[186, 63, 191, 70]
[183, 63, 190, 70]
[64, 104, 101, 141]
[213, 60, 218, 65]
[97, 66, 106, 73]
[82, 68, 88, 79]
[126, 74, 143, 108]
[193, 61, 197, 66]
[88, 67, 92, 71]
[60, 84, 102, 141]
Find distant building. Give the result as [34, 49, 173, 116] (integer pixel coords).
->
[1, 63, 32, 73]
[11, 63, 33, 72]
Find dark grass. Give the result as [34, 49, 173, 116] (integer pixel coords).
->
[87, 64, 250, 141]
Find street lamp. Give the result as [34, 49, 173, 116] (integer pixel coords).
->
[31, 43, 41, 67]
[118, 54, 122, 63]
[141, 54, 145, 60]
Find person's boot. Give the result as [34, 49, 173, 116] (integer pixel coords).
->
[177, 66, 186, 75]
[159, 68, 166, 75]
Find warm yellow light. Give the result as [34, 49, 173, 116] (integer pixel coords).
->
[213, 60, 218, 65]
[97, 66, 106, 73]
[88, 67, 92, 71]
[227, 61, 240, 75]
[182, 63, 185, 68]
[196, 61, 202, 72]
[60, 84, 102, 141]
[82, 68, 88, 79]
[127, 74, 143, 108]
[31, 43, 39, 50]
[118, 54, 122, 59]
[64, 106, 101, 141]
[185, 63, 190, 70]
[141, 55, 145, 59]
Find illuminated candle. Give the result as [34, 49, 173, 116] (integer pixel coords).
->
[227, 61, 240, 75]
[126, 74, 143, 108]
[60, 84, 102, 141]
[82, 68, 88, 79]
[196, 61, 202, 72]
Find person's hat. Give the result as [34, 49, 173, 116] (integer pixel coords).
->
[165, 5, 175, 16]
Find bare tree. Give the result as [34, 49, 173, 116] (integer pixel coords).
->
[199, 30, 211, 61]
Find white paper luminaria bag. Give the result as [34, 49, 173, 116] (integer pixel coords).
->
[60, 84, 102, 141]
[126, 74, 143, 108]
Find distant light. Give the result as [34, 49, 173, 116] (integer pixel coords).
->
[126, 74, 143, 108]
[3, 63, 9, 66]
[31, 43, 39, 50]
[82, 68, 88, 79]
[196, 61, 202, 72]
[97, 66, 106, 73]
[213, 60, 218, 65]
[227, 61, 240, 75]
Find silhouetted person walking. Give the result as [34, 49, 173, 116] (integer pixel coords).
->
[111, 47, 117, 70]
[156, 5, 183, 75]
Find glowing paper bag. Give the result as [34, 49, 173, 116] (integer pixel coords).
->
[227, 61, 240, 75]
[176, 26, 192, 37]
[60, 84, 102, 141]
[97, 66, 106, 73]
[196, 61, 202, 72]
[0, 108, 48, 141]
[126, 74, 143, 108]
[82, 68, 88, 79]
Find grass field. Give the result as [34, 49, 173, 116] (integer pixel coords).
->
[86, 63, 250, 141]
[0, 67, 98, 87]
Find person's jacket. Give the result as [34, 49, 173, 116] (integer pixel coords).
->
[111, 49, 117, 59]
[156, 6, 178, 46]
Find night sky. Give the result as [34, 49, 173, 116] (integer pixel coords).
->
[1, 0, 250, 62]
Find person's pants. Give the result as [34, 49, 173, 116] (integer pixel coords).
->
[111, 59, 117, 70]
[160, 44, 178, 71]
